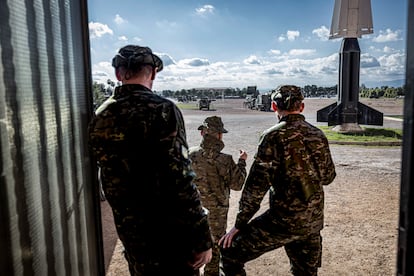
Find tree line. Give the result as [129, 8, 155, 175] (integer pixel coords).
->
[92, 80, 405, 110]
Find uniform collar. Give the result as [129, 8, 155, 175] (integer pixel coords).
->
[279, 113, 305, 122]
[113, 84, 152, 98]
[200, 134, 225, 152]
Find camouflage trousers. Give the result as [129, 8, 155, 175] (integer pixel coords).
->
[203, 206, 228, 276]
[112, 209, 200, 276]
[221, 211, 322, 276]
[124, 248, 200, 276]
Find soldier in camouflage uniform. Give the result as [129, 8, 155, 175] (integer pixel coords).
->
[219, 85, 336, 276]
[88, 45, 213, 276]
[189, 116, 247, 276]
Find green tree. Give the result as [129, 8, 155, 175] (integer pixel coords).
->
[384, 87, 397, 98]
[92, 82, 107, 110]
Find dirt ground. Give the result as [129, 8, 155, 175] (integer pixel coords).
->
[104, 97, 404, 276]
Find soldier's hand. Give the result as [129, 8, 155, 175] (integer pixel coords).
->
[218, 227, 240, 249]
[189, 248, 212, 269]
[239, 150, 247, 160]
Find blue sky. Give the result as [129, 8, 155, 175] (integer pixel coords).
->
[88, 0, 407, 92]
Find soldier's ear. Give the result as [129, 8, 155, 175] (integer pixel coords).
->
[271, 101, 278, 112]
[115, 68, 122, 81]
[151, 67, 157, 80]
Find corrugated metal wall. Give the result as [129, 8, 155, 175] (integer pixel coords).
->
[0, 0, 104, 275]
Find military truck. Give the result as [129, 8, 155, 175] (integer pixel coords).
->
[243, 86, 272, 111]
[255, 93, 272, 111]
[243, 86, 259, 109]
[198, 97, 212, 110]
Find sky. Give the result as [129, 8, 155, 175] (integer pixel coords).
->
[87, 0, 407, 92]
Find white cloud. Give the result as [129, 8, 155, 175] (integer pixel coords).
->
[278, 30, 300, 42]
[133, 37, 142, 42]
[368, 45, 380, 52]
[361, 51, 406, 84]
[383, 46, 394, 53]
[157, 53, 177, 67]
[360, 53, 380, 68]
[287, 30, 300, 41]
[378, 52, 405, 68]
[312, 54, 338, 74]
[92, 61, 115, 83]
[265, 68, 283, 75]
[89, 22, 113, 38]
[284, 67, 309, 76]
[278, 36, 286, 42]
[150, 52, 342, 91]
[268, 49, 281, 55]
[288, 49, 316, 56]
[372, 29, 402, 43]
[312, 26, 330, 41]
[118, 36, 128, 41]
[93, 48, 405, 91]
[178, 58, 210, 67]
[243, 55, 262, 65]
[195, 5, 215, 16]
[114, 14, 126, 25]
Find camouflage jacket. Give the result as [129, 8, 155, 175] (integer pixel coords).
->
[189, 134, 246, 210]
[88, 84, 212, 253]
[235, 114, 336, 234]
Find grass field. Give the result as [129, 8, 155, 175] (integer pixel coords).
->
[320, 126, 403, 144]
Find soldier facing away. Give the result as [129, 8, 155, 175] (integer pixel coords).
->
[219, 85, 336, 276]
[88, 44, 213, 276]
[189, 116, 247, 276]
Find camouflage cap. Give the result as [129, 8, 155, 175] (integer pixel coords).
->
[271, 85, 304, 110]
[197, 116, 228, 133]
[112, 45, 163, 72]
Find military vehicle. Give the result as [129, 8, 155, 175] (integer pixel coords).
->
[243, 86, 259, 109]
[198, 97, 212, 110]
[255, 93, 272, 111]
[243, 86, 272, 111]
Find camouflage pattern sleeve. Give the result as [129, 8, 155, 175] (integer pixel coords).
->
[227, 156, 246, 191]
[234, 134, 274, 230]
[157, 102, 213, 253]
[319, 135, 336, 186]
[214, 153, 246, 192]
